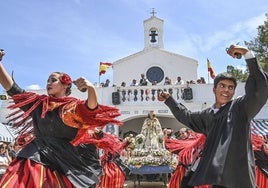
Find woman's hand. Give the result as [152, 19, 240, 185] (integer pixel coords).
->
[0, 49, 5, 61]
[0, 49, 14, 90]
[73, 77, 98, 109]
[73, 77, 94, 92]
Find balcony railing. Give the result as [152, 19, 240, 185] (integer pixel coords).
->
[109, 84, 216, 106]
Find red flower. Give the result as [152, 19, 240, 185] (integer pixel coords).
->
[60, 73, 72, 85]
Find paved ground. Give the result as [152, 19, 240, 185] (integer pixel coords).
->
[123, 175, 169, 188]
[123, 180, 168, 188]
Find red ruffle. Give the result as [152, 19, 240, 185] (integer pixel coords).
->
[256, 166, 268, 188]
[0, 158, 74, 188]
[71, 132, 123, 154]
[61, 101, 122, 129]
[165, 133, 206, 165]
[7, 92, 122, 148]
[97, 159, 125, 188]
[252, 134, 266, 151]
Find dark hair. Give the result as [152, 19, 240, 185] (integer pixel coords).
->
[213, 73, 237, 89]
[53, 72, 72, 96]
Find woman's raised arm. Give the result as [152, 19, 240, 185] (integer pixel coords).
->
[0, 50, 14, 91]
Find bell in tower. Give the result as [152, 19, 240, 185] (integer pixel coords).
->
[143, 9, 164, 49]
[149, 30, 158, 43]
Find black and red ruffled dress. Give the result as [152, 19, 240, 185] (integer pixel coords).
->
[0, 83, 122, 188]
[252, 134, 268, 188]
[98, 135, 130, 188]
[165, 132, 210, 188]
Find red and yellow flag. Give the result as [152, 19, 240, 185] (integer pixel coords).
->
[99, 62, 112, 76]
[207, 59, 216, 79]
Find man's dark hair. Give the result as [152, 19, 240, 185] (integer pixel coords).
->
[213, 73, 237, 89]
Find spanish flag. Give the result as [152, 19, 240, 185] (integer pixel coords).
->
[99, 62, 112, 76]
[207, 58, 216, 79]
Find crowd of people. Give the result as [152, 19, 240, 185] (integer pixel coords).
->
[97, 73, 206, 88]
[124, 75, 206, 87]
[0, 44, 267, 188]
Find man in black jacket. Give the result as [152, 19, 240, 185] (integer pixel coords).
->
[158, 44, 268, 188]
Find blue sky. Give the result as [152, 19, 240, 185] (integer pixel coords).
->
[0, 0, 267, 90]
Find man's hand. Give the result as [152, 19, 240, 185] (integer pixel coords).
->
[157, 91, 170, 101]
[226, 44, 249, 59]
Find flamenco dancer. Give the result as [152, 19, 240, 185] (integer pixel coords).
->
[164, 128, 209, 188]
[252, 133, 268, 188]
[0, 49, 122, 188]
[98, 134, 132, 188]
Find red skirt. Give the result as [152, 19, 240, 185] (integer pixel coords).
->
[97, 161, 125, 188]
[256, 166, 268, 188]
[0, 158, 75, 188]
[168, 165, 211, 188]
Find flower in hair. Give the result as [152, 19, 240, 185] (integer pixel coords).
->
[60, 73, 72, 85]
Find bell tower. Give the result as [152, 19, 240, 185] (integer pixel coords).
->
[144, 9, 164, 50]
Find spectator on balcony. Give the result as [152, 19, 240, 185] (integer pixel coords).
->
[164, 76, 172, 85]
[189, 80, 196, 84]
[121, 82, 126, 87]
[139, 73, 148, 86]
[103, 79, 110, 87]
[152, 80, 158, 85]
[197, 77, 206, 84]
[200, 77, 206, 84]
[99, 82, 105, 87]
[175, 76, 184, 85]
[130, 79, 138, 86]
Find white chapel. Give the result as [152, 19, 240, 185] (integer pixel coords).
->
[0, 12, 267, 140]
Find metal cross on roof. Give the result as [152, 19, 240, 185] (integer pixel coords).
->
[150, 8, 157, 17]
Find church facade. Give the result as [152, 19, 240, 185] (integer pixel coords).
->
[0, 13, 267, 139]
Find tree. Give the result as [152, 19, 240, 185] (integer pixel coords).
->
[226, 13, 268, 82]
[227, 65, 249, 82]
[244, 13, 268, 73]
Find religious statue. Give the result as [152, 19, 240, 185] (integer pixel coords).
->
[141, 111, 164, 149]
[127, 111, 177, 168]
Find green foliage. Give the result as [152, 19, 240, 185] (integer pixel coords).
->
[226, 65, 249, 82]
[244, 13, 268, 73]
[226, 13, 268, 80]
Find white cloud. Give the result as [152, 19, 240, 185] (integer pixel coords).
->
[26, 84, 42, 90]
[244, 14, 267, 32]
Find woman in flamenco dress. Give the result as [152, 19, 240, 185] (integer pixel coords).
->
[0, 49, 122, 188]
[98, 134, 132, 188]
[164, 128, 210, 188]
[251, 133, 268, 188]
[165, 128, 268, 188]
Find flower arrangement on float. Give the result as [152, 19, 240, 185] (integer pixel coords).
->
[126, 133, 177, 169]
